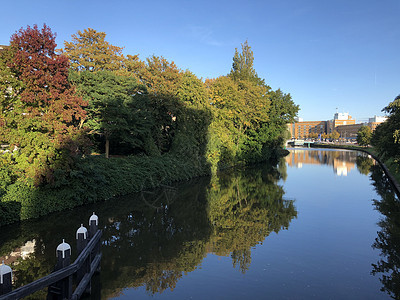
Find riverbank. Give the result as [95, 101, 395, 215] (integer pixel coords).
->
[0, 148, 287, 227]
[311, 142, 400, 198]
[0, 154, 209, 227]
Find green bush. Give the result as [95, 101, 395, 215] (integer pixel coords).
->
[0, 153, 210, 226]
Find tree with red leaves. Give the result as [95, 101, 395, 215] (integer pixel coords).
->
[0, 24, 88, 185]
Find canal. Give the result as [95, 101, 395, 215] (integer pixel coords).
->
[0, 148, 398, 299]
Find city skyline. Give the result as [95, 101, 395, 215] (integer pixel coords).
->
[1, 0, 399, 122]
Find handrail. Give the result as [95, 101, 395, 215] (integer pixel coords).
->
[0, 230, 102, 300]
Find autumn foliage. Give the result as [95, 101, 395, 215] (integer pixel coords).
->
[0, 24, 88, 185]
[0, 25, 299, 223]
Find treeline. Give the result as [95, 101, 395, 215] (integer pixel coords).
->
[372, 95, 400, 165]
[0, 24, 298, 224]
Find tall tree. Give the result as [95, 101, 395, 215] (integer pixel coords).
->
[141, 55, 183, 153]
[61, 28, 125, 72]
[229, 40, 265, 86]
[172, 71, 211, 160]
[70, 71, 151, 157]
[0, 24, 87, 185]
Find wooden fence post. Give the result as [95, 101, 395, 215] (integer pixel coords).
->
[76, 224, 88, 255]
[47, 240, 72, 299]
[0, 261, 12, 296]
[89, 212, 98, 239]
[76, 224, 89, 295]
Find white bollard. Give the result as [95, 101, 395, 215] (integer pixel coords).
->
[0, 260, 12, 295]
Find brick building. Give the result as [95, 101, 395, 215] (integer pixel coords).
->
[288, 112, 386, 140]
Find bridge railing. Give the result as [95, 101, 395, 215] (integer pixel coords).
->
[0, 213, 102, 300]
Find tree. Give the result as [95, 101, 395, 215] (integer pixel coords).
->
[330, 131, 340, 141]
[141, 55, 183, 153]
[371, 95, 400, 161]
[172, 71, 211, 160]
[357, 125, 372, 147]
[0, 24, 88, 185]
[70, 71, 151, 157]
[61, 28, 125, 72]
[250, 89, 298, 161]
[229, 40, 265, 86]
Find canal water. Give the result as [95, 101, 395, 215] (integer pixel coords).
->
[0, 148, 398, 299]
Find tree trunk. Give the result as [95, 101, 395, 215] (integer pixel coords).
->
[105, 138, 109, 159]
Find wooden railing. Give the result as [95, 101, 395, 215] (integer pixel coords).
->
[0, 213, 102, 300]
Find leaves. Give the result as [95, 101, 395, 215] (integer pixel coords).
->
[357, 125, 372, 147]
[61, 28, 125, 72]
[0, 24, 88, 185]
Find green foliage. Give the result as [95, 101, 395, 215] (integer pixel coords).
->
[0, 153, 209, 226]
[0, 28, 300, 226]
[171, 71, 211, 160]
[372, 95, 400, 162]
[229, 40, 265, 86]
[357, 125, 372, 147]
[70, 70, 152, 156]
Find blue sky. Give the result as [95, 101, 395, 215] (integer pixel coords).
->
[1, 0, 399, 121]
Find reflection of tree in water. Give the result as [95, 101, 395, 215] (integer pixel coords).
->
[0, 162, 297, 299]
[370, 164, 400, 299]
[99, 162, 297, 296]
[208, 163, 297, 273]
[356, 155, 375, 175]
[98, 178, 212, 297]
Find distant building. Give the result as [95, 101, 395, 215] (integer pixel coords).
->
[335, 115, 387, 140]
[368, 115, 387, 131]
[289, 121, 327, 139]
[330, 112, 356, 132]
[288, 111, 386, 140]
[335, 123, 363, 140]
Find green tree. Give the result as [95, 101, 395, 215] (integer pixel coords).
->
[357, 125, 372, 147]
[371, 95, 400, 161]
[172, 71, 211, 161]
[141, 55, 183, 153]
[229, 40, 265, 86]
[70, 71, 151, 157]
[249, 89, 298, 161]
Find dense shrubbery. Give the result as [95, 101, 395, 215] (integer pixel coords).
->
[0, 25, 298, 225]
[0, 154, 208, 226]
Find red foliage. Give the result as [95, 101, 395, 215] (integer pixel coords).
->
[3, 24, 90, 185]
[9, 24, 87, 137]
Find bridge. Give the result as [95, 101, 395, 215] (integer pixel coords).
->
[287, 140, 314, 147]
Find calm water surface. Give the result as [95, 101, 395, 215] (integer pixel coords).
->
[0, 148, 398, 299]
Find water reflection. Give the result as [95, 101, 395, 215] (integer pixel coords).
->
[286, 148, 376, 176]
[370, 164, 400, 299]
[0, 162, 296, 299]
